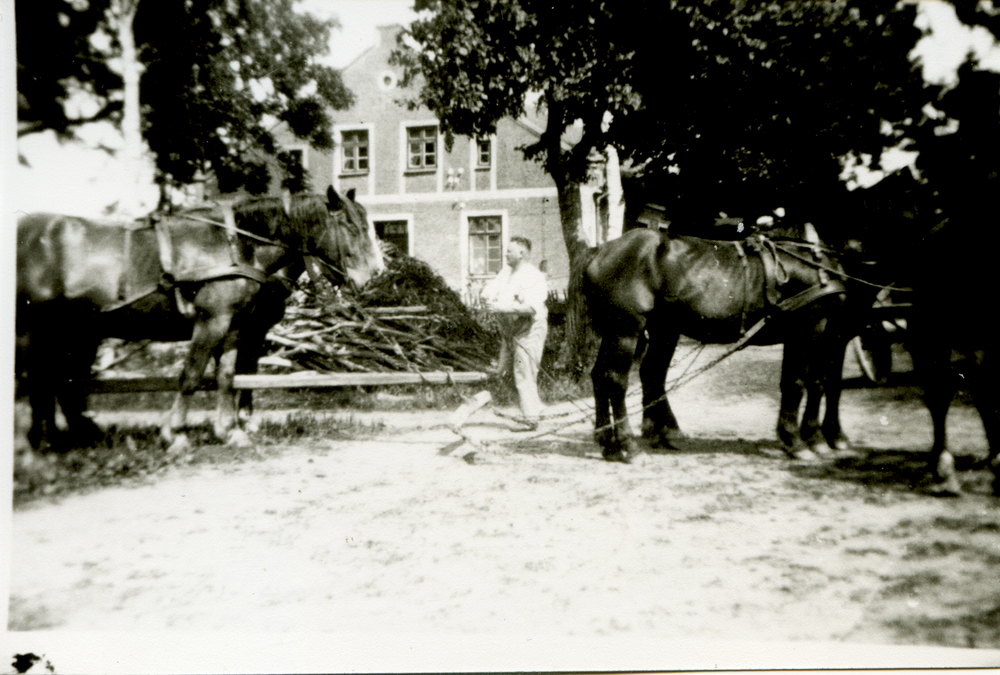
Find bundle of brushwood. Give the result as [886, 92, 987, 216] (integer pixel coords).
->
[262, 253, 500, 374]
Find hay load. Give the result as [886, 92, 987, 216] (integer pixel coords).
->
[262, 252, 500, 374]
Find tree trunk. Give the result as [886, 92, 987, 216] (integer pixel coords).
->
[554, 176, 591, 265]
[112, 0, 156, 216]
[605, 145, 624, 241]
[542, 92, 593, 267]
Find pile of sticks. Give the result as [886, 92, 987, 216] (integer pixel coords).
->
[262, 302, 494, 374]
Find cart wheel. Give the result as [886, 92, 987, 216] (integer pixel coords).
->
[850, 334, 890, 385]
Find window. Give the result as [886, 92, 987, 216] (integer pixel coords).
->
[341, 130, 369, 173]
[407, 126, 437, 169]
[374, 220, 409, 254]
[477, 138, 491, 167]
[469, 215, 503, 276]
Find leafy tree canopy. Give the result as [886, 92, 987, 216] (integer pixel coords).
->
[394, 0, 932, 230]
[17, 0, 352, 192]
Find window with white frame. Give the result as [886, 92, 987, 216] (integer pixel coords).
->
[407, 126, 437, 169]
[468, 215, 503, 276]
[341, 130, 369, 173]
[477, 138, 491, 168]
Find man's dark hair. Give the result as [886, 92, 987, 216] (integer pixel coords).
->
[510, 235, 532, 252]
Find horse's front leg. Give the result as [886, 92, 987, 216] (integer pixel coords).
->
[911, 333, 962, 495]
[163, 313, 231, 448]
[235, 281, 288, 432]
[777, 339, 815, 460]
[820, 338, 851, 451]
[213, 333, 251, 447]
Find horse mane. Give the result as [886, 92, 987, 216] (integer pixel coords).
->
[286, 193, 329, 240]
[232, 196, 288, 238]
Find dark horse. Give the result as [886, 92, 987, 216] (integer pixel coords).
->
[17, 186, 383, 451]
[568, 223, 849, 463]
[828, 169, 1000, 496]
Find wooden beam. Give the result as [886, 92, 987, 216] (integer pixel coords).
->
[84, 370, 488, 393]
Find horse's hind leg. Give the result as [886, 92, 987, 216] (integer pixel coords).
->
[639, 323, 682, 449]
[593, 331, 641, 463]
[55, 331, 105, 448]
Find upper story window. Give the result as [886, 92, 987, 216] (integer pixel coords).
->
[477, 138, 492, 168]
[407, 126, 437, 169]
[341, 130, 369, 174]
[469, 215, 503, 276]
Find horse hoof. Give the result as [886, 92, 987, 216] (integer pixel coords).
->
[603, 449, 632, 464]
[809, 440, 833, 457]
[166, 434, 192, 456]
[645, 431, 680, 450]
[789, 448, 819, 462]
[227, 428, 253, 449]
[928, 477, 962, 497]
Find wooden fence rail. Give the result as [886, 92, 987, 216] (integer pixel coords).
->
[85, 371, 489, 394]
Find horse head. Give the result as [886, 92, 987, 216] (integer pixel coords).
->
[316, 186, 385, 288]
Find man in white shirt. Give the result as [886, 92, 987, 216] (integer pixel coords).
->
[480, 236, 548, 428]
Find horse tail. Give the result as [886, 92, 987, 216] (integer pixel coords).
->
[565, 245, 601, 375]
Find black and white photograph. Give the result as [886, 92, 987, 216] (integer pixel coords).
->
[6, 0, 1000, 672]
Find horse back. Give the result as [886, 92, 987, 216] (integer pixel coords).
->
[17, 212, 163, 310]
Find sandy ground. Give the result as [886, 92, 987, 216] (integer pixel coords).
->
[8, 343, 1000, 672]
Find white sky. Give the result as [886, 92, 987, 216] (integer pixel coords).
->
[11, 0, 1000, 216]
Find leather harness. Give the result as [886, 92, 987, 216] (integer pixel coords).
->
[732, 233, 845, 334]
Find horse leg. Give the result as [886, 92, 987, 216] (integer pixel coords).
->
[639, 324, 682, 449]
[54, 332, 105, 448]
[164, 312, 232, 446]
[594, 332, 641, 463]
[590, 335, 616, 456]
[777, 340, 815, 460]
[235, 281, 288, 432]
[820, 335, 852, 451]
[967, 350, 1000, 496]
[911, 335, 962, 496]
[798, 350, 832, 456]
[214, 332, 251, 447]
[25, 340, 58, 450]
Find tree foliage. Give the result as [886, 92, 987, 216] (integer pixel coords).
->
[393, 0, 932, 239]
[17, 0, 352, 191]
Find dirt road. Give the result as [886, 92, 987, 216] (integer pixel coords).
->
[9, 343, 1000, 671]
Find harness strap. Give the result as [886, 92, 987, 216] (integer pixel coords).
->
[171, 263, 271, 286]
[776, 278, 846, 312]
[118, 226, 133, 300]
[154, 218, 175, 278]
[733, 241, 750, 335]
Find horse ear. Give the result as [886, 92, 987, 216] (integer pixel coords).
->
[327, 186, 343, 210]
[346, 188, 356, 202]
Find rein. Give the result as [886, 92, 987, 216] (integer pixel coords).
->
[771, 241, 910, 292]
[175, 212, 287, 248]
